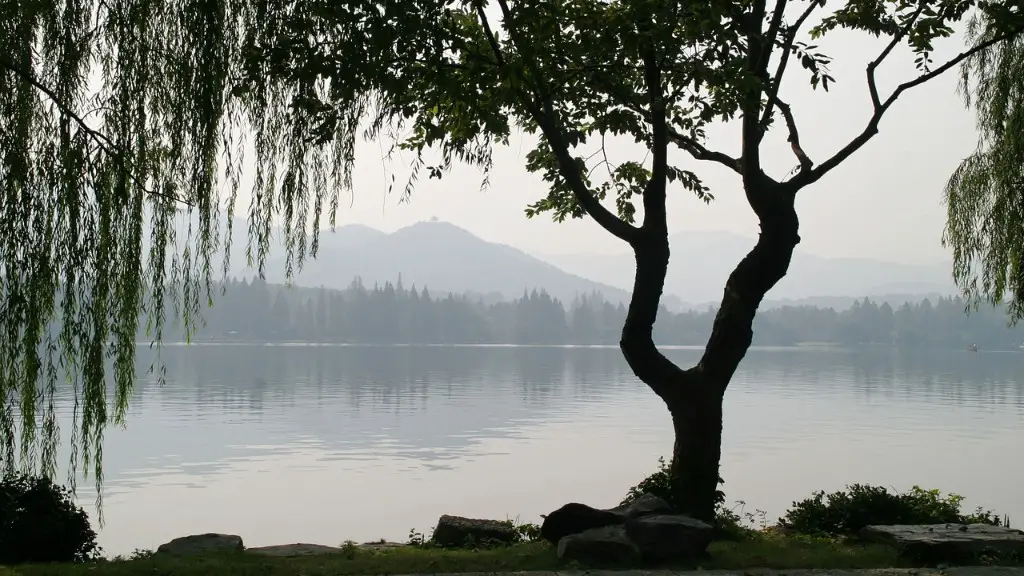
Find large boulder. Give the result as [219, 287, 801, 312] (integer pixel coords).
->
[156, 533, 244, 556]
[541, 494, 713, 565]
[860, 524, 1024, 563]
[540, 493, 673, 544]
[540, 503, 624, 545]
[557, 525, 641, 566]
[624, 514, 714, 563]
[431, 515, 517, 548]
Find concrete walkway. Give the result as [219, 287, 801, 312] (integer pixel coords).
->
[380, 569, 1024, 576]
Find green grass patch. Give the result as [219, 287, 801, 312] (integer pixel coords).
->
[703, 533, 904, 570]
[0, 533, 907, 576]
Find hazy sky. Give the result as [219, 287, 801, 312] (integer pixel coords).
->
[232, 19, 979, 266]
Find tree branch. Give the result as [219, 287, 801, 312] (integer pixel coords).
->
[758, 0, 821, 136]
[668, 127, 743, 173]
[791, 26, 1024, 191]
[0, 55, 190, 207]
[771, 96, 812, 171]
[758, 0, 789, 74]
[741, 0, 769, 183]
[643, 50, 668, 235]
[867, 4, 928, 110]
[482, 0, 640, 243]
[617, 49, 687, 403]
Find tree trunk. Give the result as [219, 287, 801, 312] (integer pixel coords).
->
[667, 378, 724, 522]
[620, 180, 800, 523]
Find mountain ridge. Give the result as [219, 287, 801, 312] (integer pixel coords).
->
[248, 220, 652, 307]
[206, 218, 956, 309]
[534, 229, 957, 306]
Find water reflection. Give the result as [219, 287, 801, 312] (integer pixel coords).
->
[58, 345, 1023, 555]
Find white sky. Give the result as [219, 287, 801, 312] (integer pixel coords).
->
[232, 20, 979, 266]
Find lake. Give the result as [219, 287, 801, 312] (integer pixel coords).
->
[61, 344, 1023, 556]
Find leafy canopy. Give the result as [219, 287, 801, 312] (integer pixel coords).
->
[1, 0, 1022, 513]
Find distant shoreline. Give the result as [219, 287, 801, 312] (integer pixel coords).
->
[136, 341, 1024, 353]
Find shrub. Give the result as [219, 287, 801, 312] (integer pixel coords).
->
[621, 456, 752, 538]
[781, 484, 1006, 537]
[623, 457, 727, 509]
[503, 518, 542, 543]
[0, 473, 101, 564]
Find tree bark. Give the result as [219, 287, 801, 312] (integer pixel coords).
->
[620, 179, 800, 523]
[668, 378, 724, 522]
[700, 181, 800, 385]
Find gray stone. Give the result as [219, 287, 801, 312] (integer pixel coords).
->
[624, 514, 715, 563]
[860, 524, 1024, 562]
[431, 515, 517, 548]
[246, 543, 344, 556]
[540, 494, 675, 544]
[358, 540, 407, 551]
[156, 533, 244, 556]
[611, 494, 676, 519]
[541, 503, 623, 544]
[557, 525, 642, 566]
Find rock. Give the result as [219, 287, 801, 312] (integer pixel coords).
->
[431, 515, 517, 547]
[624, 514, 715, 563]
[610, 493, 676, 518]
[156, 533, 244, 556]
[860, 524, 1024, 562]
[540, 502, 624, 544]
[246, 543, 343, 556]
[540, 494, 674, 544]
[557, 525, 642, 566]
[357, 540, 406, 551]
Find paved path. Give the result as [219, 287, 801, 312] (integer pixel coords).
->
[379, 569, 1024, 576]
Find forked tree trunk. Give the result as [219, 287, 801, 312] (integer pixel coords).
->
[620, 182, 800, 523]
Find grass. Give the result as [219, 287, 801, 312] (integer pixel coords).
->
[0, 533, 907, 576]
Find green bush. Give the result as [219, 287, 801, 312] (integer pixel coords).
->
[0, 473, 101, 564]
[622, 457, 726, 510]
[621, 457, 753, 539]
[781, 484, 1006, 537]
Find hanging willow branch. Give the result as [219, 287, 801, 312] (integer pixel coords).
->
[0, 0, 351, 520]
[944, 14, 1024, 322]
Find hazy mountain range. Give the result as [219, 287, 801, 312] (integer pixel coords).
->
[539, 229, 957, 308]
[252, 220, 665, 308]
[204, 219, 958, 310]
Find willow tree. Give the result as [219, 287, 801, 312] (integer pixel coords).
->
[2, 0, 1023, 522]
[945, 13, 1024, 321]
[0, 0, 345, 512]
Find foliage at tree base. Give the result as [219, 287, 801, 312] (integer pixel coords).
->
[620, 456, 753, 540]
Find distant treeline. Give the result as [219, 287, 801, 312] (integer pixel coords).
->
[143, 277, 1024, 350]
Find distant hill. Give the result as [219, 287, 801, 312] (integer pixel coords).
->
[537, 230, 957, 308]
[247, 220, 647, 306]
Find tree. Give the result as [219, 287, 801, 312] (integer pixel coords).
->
[944, 11, 1024, 320]
[0, 0, 338, 510]
[2, 0, 1022, 521]
[242, 0, 1023, 520]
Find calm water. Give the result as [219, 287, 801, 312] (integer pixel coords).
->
[58, 345, 1023, 555]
